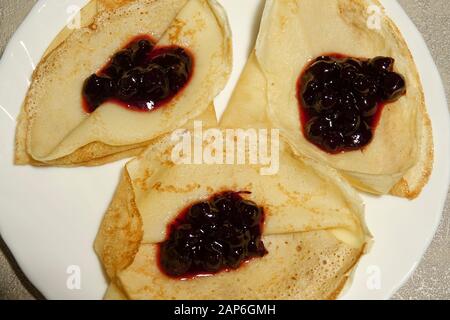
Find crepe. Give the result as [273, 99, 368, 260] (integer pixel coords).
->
[254, 0, 433, 198]
[95, 53, 370, 300]
[96, 135, 368, 300]
[15, 0, 232, 166]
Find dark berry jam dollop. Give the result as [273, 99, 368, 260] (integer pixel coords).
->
[298, 55, 406, 153]
[158, 191, 267, 279]
[82, 36, 193, 113]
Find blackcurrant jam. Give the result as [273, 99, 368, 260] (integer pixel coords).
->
[297, 54, 406, 154]
[158, 191, 267, 279]
[82, 35, 193, 113]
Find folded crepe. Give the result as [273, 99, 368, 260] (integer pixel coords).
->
[95, 53, 370, 300]
[15, 0, 232, 166]
[254, 0, 433, 199]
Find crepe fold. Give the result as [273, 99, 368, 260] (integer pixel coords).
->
[95, 53, 370, 300]
[254, 0, 433, 199]
[15, 0, 232, 166]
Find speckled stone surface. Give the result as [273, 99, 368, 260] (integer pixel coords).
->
[0, 0, 449, 300]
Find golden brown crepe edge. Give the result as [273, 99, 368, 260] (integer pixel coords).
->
[17, 104, 217, 167]
[14, 0, 98, 166]
[390, 105, 433, 199]
[104, 281, 129, 300]
[94, 170, 143, 280]
[368, 0, 434, 199]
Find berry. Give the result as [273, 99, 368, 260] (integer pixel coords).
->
[82, 74, 115, 112]
[381, 72, 406, 102]
[369, 56, 394, 73]
[298, 54, 406, 153]
[158, 192, 267, 278]
[82, 37, 192, 112]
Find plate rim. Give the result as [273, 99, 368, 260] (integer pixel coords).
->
[0, 0, 448, 300]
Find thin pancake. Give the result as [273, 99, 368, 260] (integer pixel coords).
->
[117, 232, 363, 300]
[16, 0, 231, 166]
[96, 132, 367, 299]
[255, 0, 433, 198]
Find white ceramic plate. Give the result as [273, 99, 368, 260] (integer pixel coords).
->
[0, 0, 448, 300]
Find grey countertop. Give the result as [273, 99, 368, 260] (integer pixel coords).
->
[0, 0, 449, 300]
